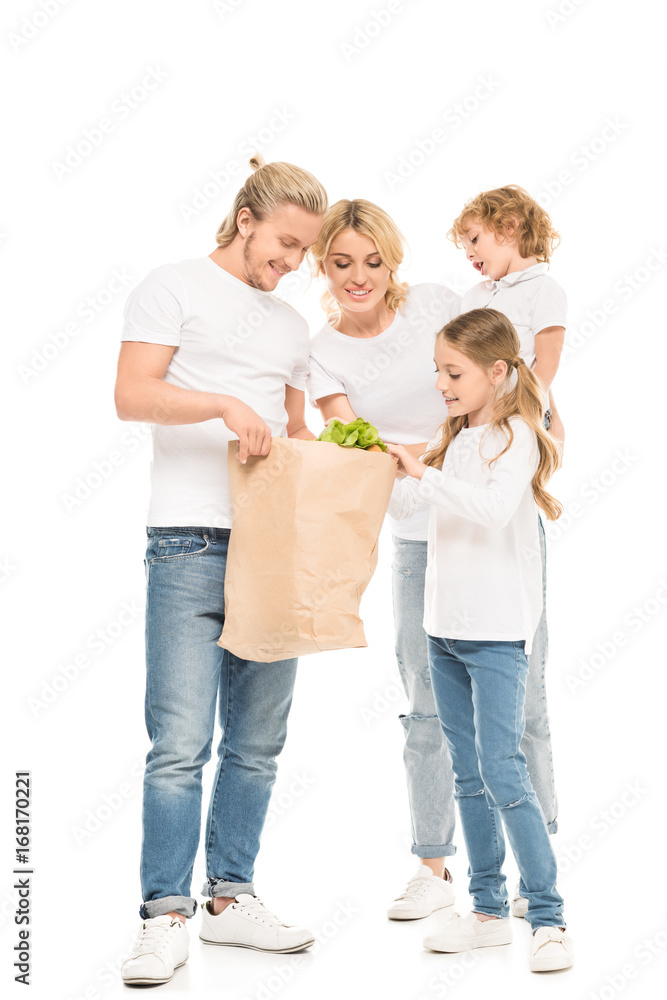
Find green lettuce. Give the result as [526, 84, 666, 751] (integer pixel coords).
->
[317, 418, 387, 451]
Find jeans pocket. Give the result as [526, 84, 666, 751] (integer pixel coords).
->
[150, 532, 210, 563]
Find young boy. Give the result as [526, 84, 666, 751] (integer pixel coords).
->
[449, 184, 567, 918]
[450, 185, 566, 440]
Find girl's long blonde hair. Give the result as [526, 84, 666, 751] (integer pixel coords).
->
[309, 199, 409, 326]
[215, 154, 328, 247]
[423, 308, 563, 520]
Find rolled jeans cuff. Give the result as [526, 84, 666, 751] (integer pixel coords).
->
[411, 843, 457, 858]
[202, 877, 255, 898]
[139, 895, 197, 920]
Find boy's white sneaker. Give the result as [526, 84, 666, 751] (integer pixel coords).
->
[510, 881, 528, 918]
[387, 865, 456, 920]
[199, 893, 315, 953]
[529, 926, 574, 972]
[424, 911, 512, 952]
[121, 914, 189, 985]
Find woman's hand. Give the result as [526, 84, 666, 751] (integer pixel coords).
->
[384, 442, 427, 480]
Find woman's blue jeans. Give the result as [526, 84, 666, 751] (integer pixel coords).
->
[138, 526, 298, 920]
[427, 636, 564, 931]
[391, 515, 557, 859]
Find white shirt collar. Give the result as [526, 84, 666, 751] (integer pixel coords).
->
[483, 261, 549, 290]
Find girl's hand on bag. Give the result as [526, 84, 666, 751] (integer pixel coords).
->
[384, 442, 426, 480]
[219, 396, 272, 464]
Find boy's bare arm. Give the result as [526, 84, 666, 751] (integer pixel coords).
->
[533, 326, 565, 393]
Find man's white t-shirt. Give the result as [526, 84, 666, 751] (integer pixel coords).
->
[459, 262, 567, 408]
[121, 256, 310, 528]
[387, 417, 542, 653]
[307, 283, 461, 541]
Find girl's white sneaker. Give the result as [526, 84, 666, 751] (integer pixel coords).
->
[388, 865, 456, 920]
[529, 926, 574, 972]
[199, 893, 315, 953]
[424, 911, 512, 952]
[121, 914, 189, 985]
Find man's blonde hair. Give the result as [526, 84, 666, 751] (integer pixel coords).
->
[215, 155, 328, 247]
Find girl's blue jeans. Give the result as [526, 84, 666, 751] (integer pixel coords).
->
[427, 634, 565, 931]
[391, 514, 557, 860]
[138, 526, 298, 920]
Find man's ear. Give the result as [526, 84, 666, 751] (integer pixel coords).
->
[236, 207, 253, 238]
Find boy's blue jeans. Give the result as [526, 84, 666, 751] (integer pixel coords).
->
[427, 635, 565, 931]
[138, 526, 298, 920]
[391, 515, 557, 860]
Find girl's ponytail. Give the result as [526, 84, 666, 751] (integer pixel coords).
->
[500, 360, 563, 521]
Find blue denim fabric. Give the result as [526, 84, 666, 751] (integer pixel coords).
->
[427, 635, 564, 931]
[138, 526, 298, 920]
[391, 518, 557, 856]
[391, 537, 456, 858]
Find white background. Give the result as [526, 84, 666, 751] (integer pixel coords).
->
[3, 1, 666, 998]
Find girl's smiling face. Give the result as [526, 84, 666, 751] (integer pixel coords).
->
[458, 216, 519, 281]
[434, 338, 508, 427]
[322, 228, 391, 314]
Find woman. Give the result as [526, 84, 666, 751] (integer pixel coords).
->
[307, 199, 558, 921]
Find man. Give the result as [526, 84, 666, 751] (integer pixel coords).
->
[115, 155, 327, 986]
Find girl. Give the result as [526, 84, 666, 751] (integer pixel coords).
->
[385, 307, 573, 973]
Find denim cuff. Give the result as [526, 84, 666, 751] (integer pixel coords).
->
[411, 844, 457, 858]
[139, 895, 197, 920]
[201, 877, 255, 898]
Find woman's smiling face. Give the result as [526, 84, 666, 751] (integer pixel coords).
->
[322, 228, 391, 314]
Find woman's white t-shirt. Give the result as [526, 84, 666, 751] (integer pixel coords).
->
[388, 416, 542, 653]
[121, 256, 310, 528]
[307, 283, 461, 540]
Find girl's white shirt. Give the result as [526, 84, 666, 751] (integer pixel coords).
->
[388, 416, 543, 653]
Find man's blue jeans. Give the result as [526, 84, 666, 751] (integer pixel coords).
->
[138, 526, 298, 920]
[391, 514, 557, 860]
[427, 635, 565, 931]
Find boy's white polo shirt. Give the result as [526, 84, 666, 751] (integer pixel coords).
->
[459, 262, 567, 371]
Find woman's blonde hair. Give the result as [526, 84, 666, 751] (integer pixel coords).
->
[448, 185, 560, 263]
[423, 308, 562, 520]
[215, 154, 328, 247]
[309, 199, 409, 325]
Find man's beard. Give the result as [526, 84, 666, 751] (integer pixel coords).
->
[241, 232, 271, 291]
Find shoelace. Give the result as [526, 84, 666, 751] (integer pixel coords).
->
[133, 919, 179, 955]
[533, 928, 566, 951]
[395, 875, 434, 902]
[232, 897, 285, 926]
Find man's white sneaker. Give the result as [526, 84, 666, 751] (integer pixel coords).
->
[199, 893, 315, 953]
[510, 881, 528, 918]
[387, 865, 456, 920]
[424, 911, 512, 952]
[530, 926, 574, 972]
[121, 914, 189, 985]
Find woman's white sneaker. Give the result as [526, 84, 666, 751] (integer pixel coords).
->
[424, 911, 512, 952]
[199, 893, 315, 953]
[387, 865, 456, 920]
[529, 926, 574, 972]
[510, 881, 528, 918]
[121, 914, 189, 985]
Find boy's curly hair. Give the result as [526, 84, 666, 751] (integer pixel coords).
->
[448, 185, 560, 263]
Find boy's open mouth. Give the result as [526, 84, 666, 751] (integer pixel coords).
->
[473, 261, 484, 272]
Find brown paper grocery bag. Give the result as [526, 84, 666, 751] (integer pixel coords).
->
[218, 437, 396, 662]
